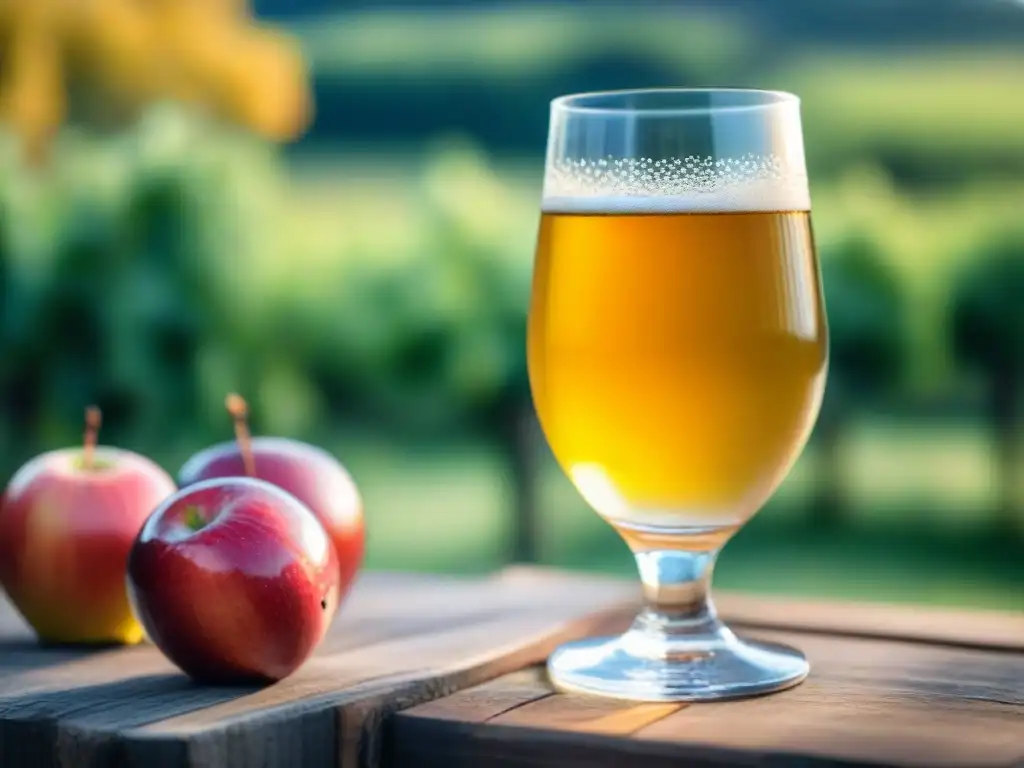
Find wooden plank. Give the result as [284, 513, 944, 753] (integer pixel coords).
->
[635, 629, 1024, 767]
[0, 569, 638, 768]
[392, 627, 1024, 768]
[501, 565, 1024, 652]
[3, 566, 1022, 768]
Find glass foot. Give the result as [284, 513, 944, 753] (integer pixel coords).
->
[548, 618, 809, 702]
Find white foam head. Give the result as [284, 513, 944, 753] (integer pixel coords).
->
[541, 154, 810, 214]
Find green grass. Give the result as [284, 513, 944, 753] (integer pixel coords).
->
[774, 50, 1024, 156]
[292, 6, 749, 81]
[292, 6, 1024, 164]
[328, 419, 1022, 611]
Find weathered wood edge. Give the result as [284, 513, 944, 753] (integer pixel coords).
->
[0, 570, 635, 768]
[96, 607, 628, 768]
[345, 609, 627, 768]
[2, 566, 1022, 768]
[387, 716, 970, 768]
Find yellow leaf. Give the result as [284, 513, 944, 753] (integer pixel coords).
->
[0, 0, 311, 158]
[220, 28, 313, 141]
[0, 27, 64, 161]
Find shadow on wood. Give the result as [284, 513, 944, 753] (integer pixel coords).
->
[0, 673, 250, 767]
[0, 639, 118, 673]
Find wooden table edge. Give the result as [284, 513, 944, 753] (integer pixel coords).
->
[390, 711, 1021, 768]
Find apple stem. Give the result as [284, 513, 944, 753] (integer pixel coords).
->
[83, 406, 102, 471]
[226, 393, 256, 478]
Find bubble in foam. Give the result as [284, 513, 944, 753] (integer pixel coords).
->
[542, 153, 810, 214]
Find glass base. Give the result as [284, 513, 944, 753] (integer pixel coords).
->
[548, 618, 809, 702]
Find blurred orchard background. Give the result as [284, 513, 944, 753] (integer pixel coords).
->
[0, 0, 1022, 609]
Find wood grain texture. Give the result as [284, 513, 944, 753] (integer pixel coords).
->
[394, 626, 1024, 768]
[0, 569, 637, 768]
[2, 567, 1022, 768]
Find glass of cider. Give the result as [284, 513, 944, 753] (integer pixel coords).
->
[529, 88, 828, 701]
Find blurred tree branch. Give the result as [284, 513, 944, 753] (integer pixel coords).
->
[0, 0, 312, 162]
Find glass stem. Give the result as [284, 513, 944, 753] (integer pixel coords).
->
[632, 548, 723, 638]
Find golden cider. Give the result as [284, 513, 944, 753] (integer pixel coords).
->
[528, 208, 828, 532]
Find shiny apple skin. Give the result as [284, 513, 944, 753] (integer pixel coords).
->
[126, 477, 340, 685]
[0, 447, 177, 645]
[178, 437, 364, 600]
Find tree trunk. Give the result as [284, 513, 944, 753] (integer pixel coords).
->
[495, 398, 542, 563]
[811, 403, 848, 527]
[991, 370, 1023, 538]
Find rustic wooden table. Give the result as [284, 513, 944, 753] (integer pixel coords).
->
[0, 566, 1020, 768]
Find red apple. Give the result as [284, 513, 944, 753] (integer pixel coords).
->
[126, 476, 340, 684]
[177, 395, 364, 601]
[0, 408, 176, 645]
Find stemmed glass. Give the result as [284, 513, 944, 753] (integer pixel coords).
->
[528, 88, 828, 701]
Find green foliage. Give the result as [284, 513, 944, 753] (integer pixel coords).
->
[947, 230, 1024, 534]
[294, 141, 534, 433]
[820, 233, 907, 399]
[812, 233, 908, 523]
[949, 231, 1024, 378]
[0, 110, 540, 478]
[0, 107, 293, 463]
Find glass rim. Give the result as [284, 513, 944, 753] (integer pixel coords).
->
[551, 87, 800, 117]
